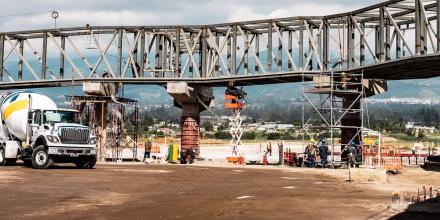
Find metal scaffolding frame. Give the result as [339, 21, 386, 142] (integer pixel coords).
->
[1, 0, 440, 89]
[66, 95, 139, 162]
[301, 70, 365, 164]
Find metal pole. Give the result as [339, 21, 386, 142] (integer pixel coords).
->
[18, 39, 24, 81]
[140, 29, 146, 78]
[255, 34, 260, 73]
[396, 25, 402, 59]
[201, 28, 207, 77]
[330, 69, 334, 166]
[0, 35, 4, 82]
[385, 17, 391, 60]
[231, 25, 237, 75]
[299, 20, 304, 70]
[227, 33, 231, 73]
[244, 30, 249, 75]
[378, 131, 381, 167]
[60, 36, 65, 78]
[267, 21, 273, 72]
[174, 28, 180, 77]
[347, 17, 354, 69]
[288, 30, 293, 71]
[323, 21, 329, 70]
[379, 7, 385, 61]
[277, 26, 283, 72]
[416, 0, 422, 55]
[437, 0, 440, 53]
[117, 29, 123, 77]
[360, 22, 365, 66]
[42, 32, 48, 79]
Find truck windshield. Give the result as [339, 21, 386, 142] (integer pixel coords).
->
[43, 110, 80, 124]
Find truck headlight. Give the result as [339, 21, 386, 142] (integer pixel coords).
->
[47, 135, 60, 143]
[90, 137, 97, 144]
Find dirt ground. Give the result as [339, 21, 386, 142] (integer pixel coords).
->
[0, 163, 439, 220]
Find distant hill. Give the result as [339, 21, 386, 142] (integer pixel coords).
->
[3, 53, 439, 106]
[27, 77, 440, 107]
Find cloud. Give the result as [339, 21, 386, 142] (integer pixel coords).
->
[0, 0, 383, 32]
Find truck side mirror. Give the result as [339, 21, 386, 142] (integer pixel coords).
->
[27, 112, 33, 123]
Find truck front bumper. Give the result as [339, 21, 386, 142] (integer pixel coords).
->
[47, 147, 96, 156]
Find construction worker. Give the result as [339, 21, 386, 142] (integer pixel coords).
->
[347, 142, 357, 167]
[340, 72, 350, 90]
[319, 140, 329, 167]
[143, 138, 152, 162]
[266, 141, 272, 156]
[305, 143, 316, 167]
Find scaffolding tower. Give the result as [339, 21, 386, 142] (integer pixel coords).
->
[301, 71, 365, 164]
[66, 95, 139, 162]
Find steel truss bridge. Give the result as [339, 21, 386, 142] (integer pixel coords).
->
[1, 0, 440, 89]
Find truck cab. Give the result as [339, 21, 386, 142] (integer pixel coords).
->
[25, 108, 97, 169]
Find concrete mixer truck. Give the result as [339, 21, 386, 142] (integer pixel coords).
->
[0, 91, 97, 169]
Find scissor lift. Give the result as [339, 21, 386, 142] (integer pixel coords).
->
[224, 87, 247, 156]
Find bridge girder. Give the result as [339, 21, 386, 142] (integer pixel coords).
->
[0, 0, 440, 89]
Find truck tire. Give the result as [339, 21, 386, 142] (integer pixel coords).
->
[32, 145, 53, 169]
[0, 146, 6, 166]
[75, 156, 97, 169]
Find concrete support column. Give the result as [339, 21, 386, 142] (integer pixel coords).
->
[181, 103, 200, 157]
[340, 94, 362, 161]
[167, 82, 214, 160]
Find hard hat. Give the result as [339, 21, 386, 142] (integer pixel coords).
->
[310, 139, 316, 143]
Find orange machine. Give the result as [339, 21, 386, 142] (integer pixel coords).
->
[224, 86, 247, 109]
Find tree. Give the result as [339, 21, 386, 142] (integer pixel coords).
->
[266, 132, 280, 140]
[218, 122, 229, 131]
[214, 131, 232, 139]
[202, 121, 214, 131]
[242, 131, 256, 140]
[141, 115, 154, 131]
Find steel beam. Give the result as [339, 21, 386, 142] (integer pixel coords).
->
[323, 21, 329, 70]
[0, 36, 4, 82]
[299, 20, 304, 70]
[379, 7, 385, 61]
[347, 17, 355, 69]
[231, 25, 237, 75]
[437, 0, 440, 53]
[140, 29, 146, 77]
[60, 36, 65, 78]
[174, 28, 180, 77]
[255, 34, 260, 73]
[18, 39, 24, 81]
[360, 22, 365, 65]
[117, 29, 123, 77]
[267, 21, 273, 73]
[41, 32, 47, 79]
[201, 28, 207, 77]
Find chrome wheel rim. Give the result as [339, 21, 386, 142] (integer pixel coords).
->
[35, 151, 47, 166]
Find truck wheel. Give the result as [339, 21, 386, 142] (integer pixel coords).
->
[0, 146, 6, 166]
[32, 146, 53, 169]
[75, 156, 97, 169]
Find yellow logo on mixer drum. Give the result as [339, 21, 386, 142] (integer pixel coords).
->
[3, 100, 29, 120]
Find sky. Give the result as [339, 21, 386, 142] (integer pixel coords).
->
[0, 0, 384, 32]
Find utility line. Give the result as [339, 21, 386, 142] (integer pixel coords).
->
[0, 10, 56, 18]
